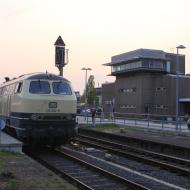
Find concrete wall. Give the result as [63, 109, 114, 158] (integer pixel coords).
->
[102, 73, 190, 116]
[165, 53, 185, 74]
[102, 82, 115, 113]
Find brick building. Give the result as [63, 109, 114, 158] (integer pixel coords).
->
[102, 48, 190, 116]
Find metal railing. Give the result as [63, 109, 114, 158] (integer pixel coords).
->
[77, 112, 190, 133]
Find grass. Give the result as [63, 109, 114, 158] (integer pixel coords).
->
[0, 167, 78, 190]
[0, 160, 5, 174]
[0, 150, 23, 174]
[82, 122, 189, 138]
[85, 123, 119, 129]
[1, 176, 78, 190]
[82, 123, 157, 134]
[6, 179, 17, 189]
[0, 150, 22, 158]
[24, 177, 38, 189]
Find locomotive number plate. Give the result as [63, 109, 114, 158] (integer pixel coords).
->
[49, 102, 57, 108]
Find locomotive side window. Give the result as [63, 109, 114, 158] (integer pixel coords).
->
[52, 82, 72, 95]
[29, 81, 50, 94]
[15, 82, 23, 94]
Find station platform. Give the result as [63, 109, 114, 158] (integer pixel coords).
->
[0, 131, 23, 153]
[115, 128, 190, 149]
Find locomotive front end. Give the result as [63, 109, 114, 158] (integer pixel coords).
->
[10, 73, 77, 146]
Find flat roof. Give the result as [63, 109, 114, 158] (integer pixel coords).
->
[179, 98, 190, 102]
[104, 48, 185, 66]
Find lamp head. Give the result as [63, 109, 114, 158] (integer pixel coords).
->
[176, 45, 186, 49]
[81, 67, 92, 71]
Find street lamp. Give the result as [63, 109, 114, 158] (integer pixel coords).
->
[81, 67, 92, 119]
[176, 45, 186, 130]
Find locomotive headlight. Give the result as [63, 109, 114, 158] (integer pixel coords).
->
[31, 114, 38, 120]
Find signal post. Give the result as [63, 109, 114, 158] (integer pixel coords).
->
[54, 36, 68, 76]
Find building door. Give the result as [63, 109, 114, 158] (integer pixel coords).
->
[180, 102, 190, 116]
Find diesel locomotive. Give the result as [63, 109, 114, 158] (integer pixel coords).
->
[0, 72, 77, 146]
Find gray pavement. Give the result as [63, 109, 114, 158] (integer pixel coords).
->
[0, 131, 23, 153]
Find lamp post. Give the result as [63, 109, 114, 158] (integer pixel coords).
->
[176, 45, 186, 130]
[81, 67, 92, 119]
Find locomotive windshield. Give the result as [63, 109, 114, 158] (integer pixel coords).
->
[29, 81, 51, 94]
[52, 82, 72, 95]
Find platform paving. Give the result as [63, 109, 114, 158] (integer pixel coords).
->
[0, 131, 22, 153]
[77, 116, 190, 134]
[115, 128, 190, 149]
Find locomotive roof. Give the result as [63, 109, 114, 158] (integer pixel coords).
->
[0, 72, 70, 87]
[26, 73, 69, 81]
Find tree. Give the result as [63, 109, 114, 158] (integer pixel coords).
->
[81, 75, 96, 106]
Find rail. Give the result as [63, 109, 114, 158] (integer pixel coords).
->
[24, 147, 150, 190]
[75, 134, 190, 176]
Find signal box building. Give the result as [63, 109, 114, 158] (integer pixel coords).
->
[102, 48, 190, 116]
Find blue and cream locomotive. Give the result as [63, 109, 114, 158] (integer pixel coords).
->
[0, 72, 77, 146]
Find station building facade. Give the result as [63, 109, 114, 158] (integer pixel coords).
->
[102, 48, 190, 116]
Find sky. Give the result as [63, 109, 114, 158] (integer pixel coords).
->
[0, 0, 190, 93]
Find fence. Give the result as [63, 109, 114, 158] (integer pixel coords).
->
[77, 112, 190, 132]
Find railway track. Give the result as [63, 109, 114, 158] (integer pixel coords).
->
[78, 128, 190, 160]
[24, 147, 150, 190]
[75, 134, 190, 177]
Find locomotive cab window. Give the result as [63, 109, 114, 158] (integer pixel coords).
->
[29, 81, 50, 94]
[52, 82, 72, 95]
[15, 82, 23, 94]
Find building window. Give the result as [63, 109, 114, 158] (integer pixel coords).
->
[111, 59, 166, 73]
[120, 64, 126, 71]
[119, 88, 136, 93]
[143, 60, 165, 69]
[120, 104, 136, 109]
[105, 100, 112, 105]
[112, 61, 142, 73]
[152, 105, 168, 109]
[155, 87, 167, 91]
